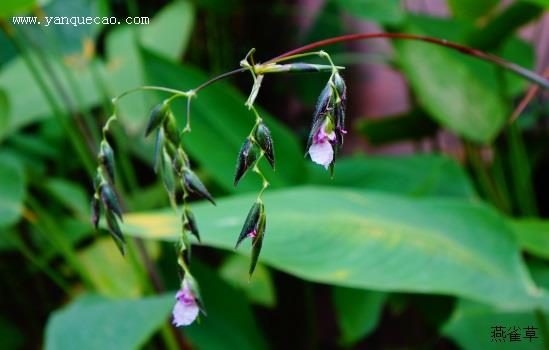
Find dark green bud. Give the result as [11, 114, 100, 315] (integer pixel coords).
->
[312, 82, 332, 125]
[100, 184, 123, 221]
[183, 168, 216, 205]
[105, 210, 125, 255]
[145, 103, 169, 137]
[249, 212, 266, 277]
[184, 208, 200, 242]
[234, 138, 258, 187]
[254, 123, 275, 170]
[235, 201, 263, 248]
[99, 140, 115, 183]
[333, 72, 346, 100]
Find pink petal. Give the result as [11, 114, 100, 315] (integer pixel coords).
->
[172, 298, 199, 327]
[309, 141, 333, 169]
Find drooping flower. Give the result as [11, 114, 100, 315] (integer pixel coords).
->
[307, 72, 347, 173]
[308, 117, 336, 169]
[172, 279, 199, 327]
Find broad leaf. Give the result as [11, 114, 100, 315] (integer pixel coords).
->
[396, 18, 507, 143]
[307, 155, 476, 198]
[444, 299, 548, 349]
[45, 294, 174, 350]
[0, 0, 35, 17]
[335, 0, 404, 25]
[333, 288, 386, 345]
[219, 254, 276, 307]
[511, 219, 549, 260]
[184, 262, 268, 350]
[123, 187, 547, 309]
[0, 154, 25, 227]
[448, 0, 499, 20]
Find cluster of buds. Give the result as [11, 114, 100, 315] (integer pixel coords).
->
[233, 118, 273, 276]
[144, 100, 211, 325]
[91, 138, 126, 255]
[306, 71, 347, 175]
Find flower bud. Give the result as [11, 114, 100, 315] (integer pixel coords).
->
[234, 138, 258, 187]
[254, 123, 275, 170]
[160, 150, 176, 208]
[183, 168, 215, 205]
[163, 112, 180, 146]
[153, 129, 163, 173]
[183, 208, 200, 242]
[99, 140, 115, 183]
[249, 212, 266, 276]
[100, 184, 123, 221]
[105, 210, 125, 255]
[235, 201, 263, 248]
[145, 103, 169, 137]
[312, 82, 332, 126]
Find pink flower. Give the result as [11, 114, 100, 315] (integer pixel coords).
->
[308, 118, 336, 169]
[172, 279, 199, 327]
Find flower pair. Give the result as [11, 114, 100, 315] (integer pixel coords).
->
[307, 72, 347, 174]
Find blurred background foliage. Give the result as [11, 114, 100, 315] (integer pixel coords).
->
[1, 0, 549, 349]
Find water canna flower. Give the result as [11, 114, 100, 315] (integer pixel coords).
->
[172, 279, 200, 327]
[307, 116, 336, 169]
[145, 103, 169, 137]
[254, 122, 275, 170]
[307, 72, 347, 171]
[99, 184, 123, 220]
[99, 140, 115, 183]
[183, 208, 200, 242]
[235, 201, 267, 276]
[183, 168, 216, 205]
[234, 137, 258, 186]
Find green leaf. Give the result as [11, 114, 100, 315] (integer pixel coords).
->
[443, 299, 548, 350]
[356, 108, 438, 146]
[0, 0, 35, 17]
[396, 20, 507, 143]
[522, 0, 549, 7]
[140, 48, 306, 192]
[499, 37, 535, 97]
[139, 1, 195, 60]
[78, 238, 143, 297]
[448, 0, 499, 20]
[45, 294, 173, 350]
[0, 154, 25, 228]
[219, 254, 276, 307]
[184, 262, 268, 349]
[45, 178, 89, 219]
[0, 89, 9, 141]
[124, 187, 547, 309]
[333, 288, 386, 345]
[307, 155, 476, 198]
[334, 0, 404, 25]
[511, 219, 549, 260]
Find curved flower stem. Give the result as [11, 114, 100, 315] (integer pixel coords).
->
[265, 33, 549, 89]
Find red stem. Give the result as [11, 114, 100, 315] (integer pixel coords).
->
[266, 33, 549, 89]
